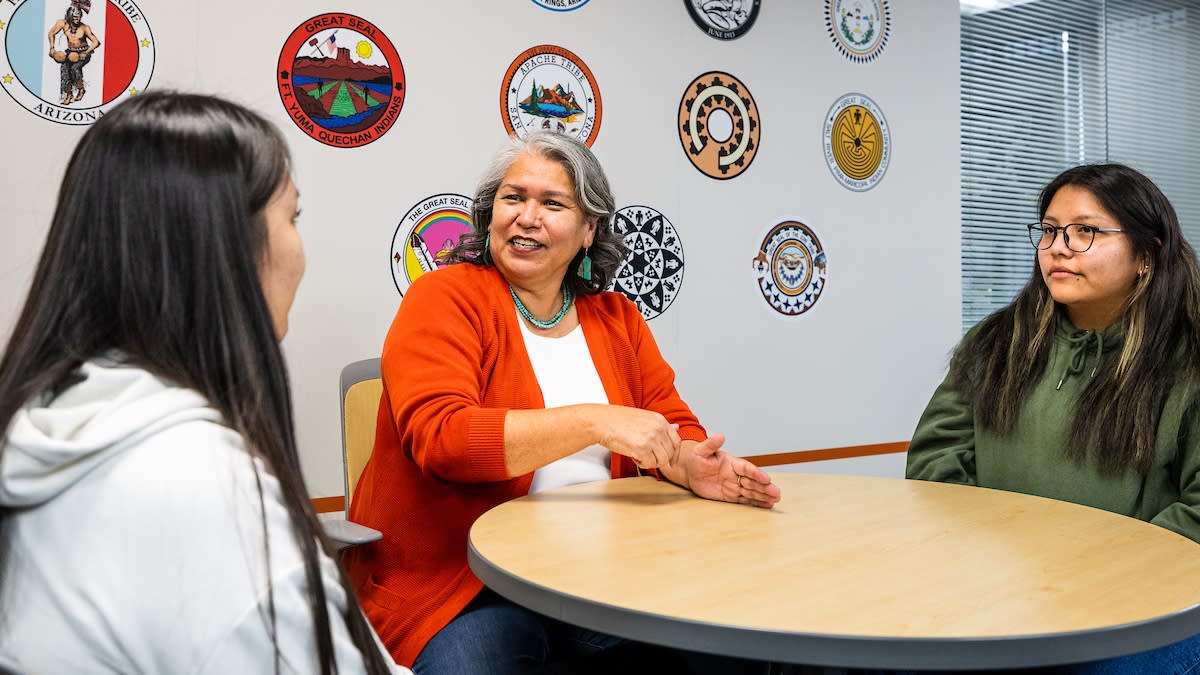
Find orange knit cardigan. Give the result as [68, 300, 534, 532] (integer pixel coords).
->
[343, 263, 706, 667]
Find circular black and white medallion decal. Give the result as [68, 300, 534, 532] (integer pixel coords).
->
[684, 0, 761, 40]
[609, 205, 685, 320]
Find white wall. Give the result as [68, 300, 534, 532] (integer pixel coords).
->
[0, 0, 962, 498]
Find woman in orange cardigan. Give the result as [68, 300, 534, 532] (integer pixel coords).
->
[343, 131, 780, 674]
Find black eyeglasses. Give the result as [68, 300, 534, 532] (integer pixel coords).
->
[1027, 223, 1124, 253]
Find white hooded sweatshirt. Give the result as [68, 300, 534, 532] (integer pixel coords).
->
[0, 357, 406, 674]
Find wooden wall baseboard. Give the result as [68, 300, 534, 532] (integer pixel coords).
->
[743, 441, 909, 467]
[312, 496, 345, 514]
[310, 441, 910, 513]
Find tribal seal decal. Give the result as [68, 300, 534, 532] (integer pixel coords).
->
[502, 44, 601, 147]
[823, 92, 890, 191]
[391, 193, 474, 296]
[609, 205, 685, 321]
[678, 71, 760, 180]
[751, 221, 828, 317]
[530, 0, 591, 11]
[825, 0, 890, 64]
[1, 0, 155, 125]
[277, 13, 405, 148]
[683, 0, 760, 40]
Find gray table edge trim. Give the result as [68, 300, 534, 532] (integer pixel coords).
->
[468, 542, 1200, 670]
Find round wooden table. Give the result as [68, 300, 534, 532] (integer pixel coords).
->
[467, 474, 1200, 669]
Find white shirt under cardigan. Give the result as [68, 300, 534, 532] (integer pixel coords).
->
[517, 315, 613, 494]
[0, 356, 407, 674]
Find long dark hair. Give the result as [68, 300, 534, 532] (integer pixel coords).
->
[951, 163, 1200, 474]
[0, 92, 391, 675]
[446, 131, 628, 296]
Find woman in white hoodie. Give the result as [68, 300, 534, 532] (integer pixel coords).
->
[0, 92, 405, 675]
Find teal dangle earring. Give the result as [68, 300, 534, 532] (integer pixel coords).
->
[577, 247, 592, 281]
[483, 232, 491, 264]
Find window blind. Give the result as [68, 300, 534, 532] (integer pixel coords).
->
[960, 0, 1200, 334]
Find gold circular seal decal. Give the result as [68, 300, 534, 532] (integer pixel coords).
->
[823, 92, 890, 191]
[501, 44, 601, 147]
[677, 71, 760, 180]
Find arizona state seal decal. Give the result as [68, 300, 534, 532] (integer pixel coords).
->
[610, 205, 685, 321]
[825, 0, 890, 64]
[823, 92, 890, 191]
[752, 221, 828, 317]
[501, 44, 601, 147]
[391, 193, 474, 296]
[277, 13, 405, 148]
[678, 71, 760, 180]
[530, 0, 591, 11]
[1, 0, 155, 125]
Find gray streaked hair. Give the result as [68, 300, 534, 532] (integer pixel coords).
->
[446, 132, 627, 296]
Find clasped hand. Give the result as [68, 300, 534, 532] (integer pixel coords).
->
[596, 406, 681, 470]
[597, 408, 781, 509]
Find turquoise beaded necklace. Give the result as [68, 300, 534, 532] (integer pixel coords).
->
[510, 284, 574, 329]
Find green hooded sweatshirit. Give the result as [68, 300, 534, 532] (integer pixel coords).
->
[907, 315, 1200, 544]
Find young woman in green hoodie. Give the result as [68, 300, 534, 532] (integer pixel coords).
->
[907, 163, 1200, 673]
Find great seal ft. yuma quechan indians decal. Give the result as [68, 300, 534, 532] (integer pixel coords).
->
[391, 193, 474, 296]
[752, 220, 828, 317]
[825, 0, 890, 64]
[823, 92, 891, 191]
[683, 0, 760, 41]
[609, 205, 685, 321]
[501, 44, 601, 147]
[678, 71, 760, 180]
[277, 12, 405, 148]
[1, 0, 155, 125]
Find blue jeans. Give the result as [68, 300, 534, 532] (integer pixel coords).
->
[848, 631, 1200, 675]
[411, 589, 624, 675]
[412, 589, 770, 675]
[1048, 631, 1200, 675]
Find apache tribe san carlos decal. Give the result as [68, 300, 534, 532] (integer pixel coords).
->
[678, 71, 760, 180]
[609, 205, 685, 321]
[683, 0, 761, 40]
[1, 0, 154, 125]
[277, 13, 405, 148]
[823, 93, 890, 192]
[391, 193, 474, 296]
[752, 221, 828, 317]
[529, 0, 591, 11]
[825, 0, 890, 64]
[501, 44, 601, 147]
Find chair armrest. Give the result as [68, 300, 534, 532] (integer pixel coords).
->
[323, 518, 383, 548]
